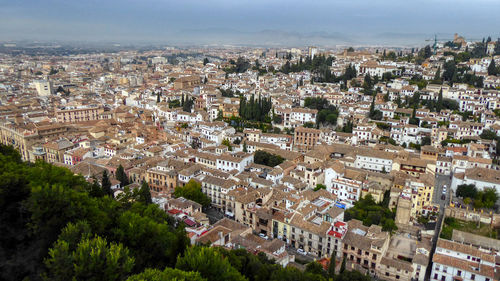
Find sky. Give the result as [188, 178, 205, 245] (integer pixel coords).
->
[0, 0, 499, 47]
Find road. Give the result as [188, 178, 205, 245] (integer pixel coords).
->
[425, 173, 452, 280]
[286, 246, 315, 263]
[433, 174, 452, 207]
[203, 206, 224, 224]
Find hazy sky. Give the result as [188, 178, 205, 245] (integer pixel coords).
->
[1, 0, 499, 46]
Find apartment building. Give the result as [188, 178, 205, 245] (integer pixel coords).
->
[146, 161, 180, 194]
[431, 238, 498, 281]
[324, 162, 365, 208]
[0, 122, 69, 162]
[173, 75, 201, 90]
[201, 175, 237, 211]
[43, 139, 75, 163]
[294, 126, 321, 152]
[342, 219, 390, 275]
[216, 152, 253, 173]
[281, 108, 318, 128]
[354, 148, 394, 173]
[56, 105, 104, 123]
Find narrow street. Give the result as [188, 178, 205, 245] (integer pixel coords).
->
[425, 173, 452, 280]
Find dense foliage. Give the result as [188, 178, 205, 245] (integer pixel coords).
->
[456, 184, 498, 209]
[239, 94, 273, 123]
[345, 194, 397, 232]
[174, 179, 211, 207]
[304, 97, 339, 127]
[0, 145, 188, 281]
[254, 150, 284, 167]
[224, 57, 251, 74]
[0, 145, 373, 281]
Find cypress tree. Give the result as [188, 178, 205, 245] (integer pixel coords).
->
[101, 170, 113, 197]
[116, 164, 129, 187]
[89, 176, 104, 198]
[436, 88, 443, 112]
[488, 59, 497, 76]
[340, 255, 346, 273]
[328, 251, 337, 279]
[138, 181, 152, 205]
[433, 66, 441, 83]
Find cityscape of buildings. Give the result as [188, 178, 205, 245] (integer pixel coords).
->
[1, 34, 500, 281]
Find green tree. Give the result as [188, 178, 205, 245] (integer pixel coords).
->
[328, 251, 336, 279]
[254, 150, 284, 167]
[127, 267, 206, 281]
[116, 164, 129, 187]
[156, 93, 161, 103]
[45, 236, 134, 281]
[456, 184, 478, 199]
[112, 209, 188, 270]
[314, 184, 327, 191]
[480, 129, 498, 140]
[305, 261, 326, 277]
[488, 59, 497, 76]
[222, 139, 233, 151]
[203, 58, 209, 66]
[243, 141, 248, 153]
[88, 177, 104, 198]
[176, 246, 246, 281]
[340, 255, 346, 273]
[102, 170, 113, 197]
[138, 181, 152, 205]
[174, 179, 211, 207]
[436, 88, 443, 112]
[183, 97, 194, 112]
[433, 67, 442, 84]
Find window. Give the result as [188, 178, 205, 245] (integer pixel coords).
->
[470, 274, 475, 280]
[457, 270, 461, 276]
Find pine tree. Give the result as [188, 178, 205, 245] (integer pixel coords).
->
[138, 181, 152, 205]
[156, 93, 160, 103]
[101, 170, 113, 197]
[243, 141, 247, 153]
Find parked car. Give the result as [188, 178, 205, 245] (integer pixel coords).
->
[297, 248, 307, 255]
[441, 194, 446, 200]
[259, 233, 268, 240]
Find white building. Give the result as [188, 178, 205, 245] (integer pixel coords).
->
[431, 238, 497, 281]
[33, 79, 53, 96]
